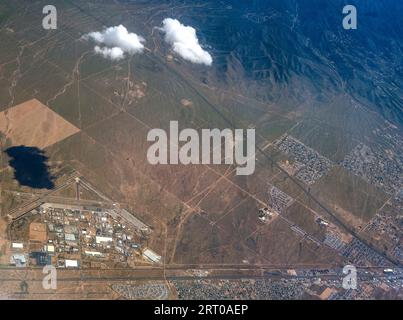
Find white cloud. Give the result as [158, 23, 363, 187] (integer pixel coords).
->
[159, 18, 212, 66]
[94, 46, 125, 61]
[83, 25, 145, 60]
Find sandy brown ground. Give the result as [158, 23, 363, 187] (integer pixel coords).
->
[0, 217, 7, 239]
[0, 218, 11, 265]
[28, 222, 47, 243]
[0, 99, 80, 149]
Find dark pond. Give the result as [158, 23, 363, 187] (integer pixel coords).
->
[5, 146, 54, 189]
